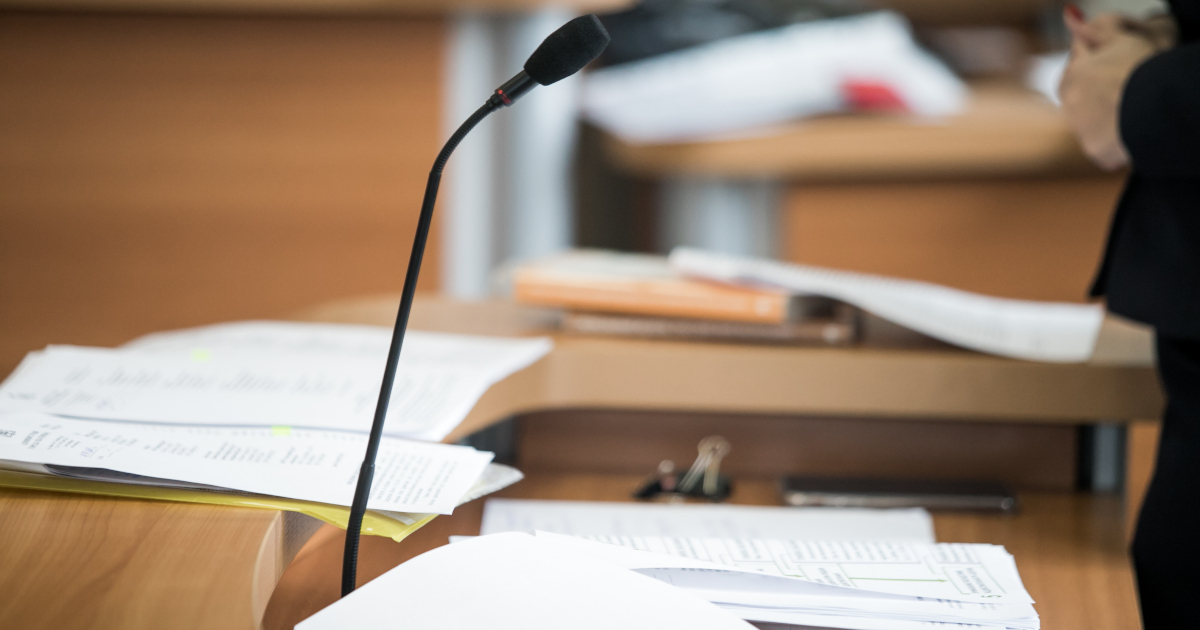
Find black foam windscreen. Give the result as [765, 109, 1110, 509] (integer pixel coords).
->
[523, 15, 611, 86]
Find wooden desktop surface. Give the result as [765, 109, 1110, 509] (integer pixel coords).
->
[300, 296, 1163, 440]
[0, 296, 1155, 629]
[264, 473, 1143, 630]
[0, 474, 1141, 630]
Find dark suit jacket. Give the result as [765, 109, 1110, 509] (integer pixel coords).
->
[1090, 0, 1200, 339]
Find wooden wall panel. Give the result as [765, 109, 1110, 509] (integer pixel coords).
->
[782, 177, 1125, 303]
[517, 410, 1078, 490]
[0, 12, 444, 375]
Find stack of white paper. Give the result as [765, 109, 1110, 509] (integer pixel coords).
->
[583, 12, 966, 143]
[670, 247, 1104, 363]
[481, 498, 935, 543]
[0, 322, 553, 441]
[536, 533, 1040, 630]
[0, 321, 552, 521]
[0, 410, 495, 515]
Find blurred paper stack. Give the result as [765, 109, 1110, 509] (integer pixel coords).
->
[512, 250, 857, 345]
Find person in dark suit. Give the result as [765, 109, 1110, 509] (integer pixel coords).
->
[1060, 2, 1199, 628]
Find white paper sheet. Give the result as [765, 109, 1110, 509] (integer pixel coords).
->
[0, 411, 492, 514]
[582, 12, 965, 143]
[125, 321, 550, 378]
[685, 582, 1035, 625]
[0, 327, 550, 440]
[661, 571, 1037, 628]
[297, 532, 755, 630]
[669, 248, 1104, 363]
[534, 533, 1034, 605]
[481, 499, 935, 542]
[723, 605, 1012, 630]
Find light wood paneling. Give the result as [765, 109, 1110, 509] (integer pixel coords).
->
[0, 12, 445, 376]
[0, 488, 286, 630]
[265, 474, 1141, 630]
[515, 410, 1078, 490]
[782, 177, 1125, 302]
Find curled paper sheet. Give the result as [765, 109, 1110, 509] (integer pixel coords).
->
[670, 248, 1105, 363]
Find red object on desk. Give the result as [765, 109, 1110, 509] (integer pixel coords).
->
[841, 79, 908, 112]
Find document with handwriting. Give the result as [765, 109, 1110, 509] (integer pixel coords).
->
[0, 411, 492, 514]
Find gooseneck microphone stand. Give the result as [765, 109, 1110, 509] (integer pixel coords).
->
[340, 96, 503, 596]
[338, 14, 608, 597]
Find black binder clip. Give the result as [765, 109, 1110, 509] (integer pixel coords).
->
[635, 436, 732, 502]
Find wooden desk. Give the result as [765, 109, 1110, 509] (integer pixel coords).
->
[0, 489, 322, 630]
[605, 82, 1094, 180]
[0, 297, 1158, 628]
[300, 296, 1162, 440]
[265, 473, 1143, 630]
[595, 82, 1127, 306]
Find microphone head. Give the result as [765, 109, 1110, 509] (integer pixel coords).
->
[523, 14, 610, 86]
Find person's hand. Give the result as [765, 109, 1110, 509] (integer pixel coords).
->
[1059, 9, 1172, 170]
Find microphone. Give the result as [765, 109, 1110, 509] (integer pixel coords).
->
[492, 14, 612, 106]
[340, 14, 608, 597]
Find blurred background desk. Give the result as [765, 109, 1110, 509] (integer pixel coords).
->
[595, 80, 1126, 304]
[1, 0, 1146, 375]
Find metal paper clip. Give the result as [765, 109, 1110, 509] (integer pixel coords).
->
[634, 435, 732, 501]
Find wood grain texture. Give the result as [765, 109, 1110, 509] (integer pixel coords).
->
[934, 492, 1141, 630]
[0, 12, 445, 377]
[0, 487, 286, 630]
[782, 177, 1126, 303]
[605, 83, 1099, 180]
[515, 410, 1079, 490]
[265, 473, 1142, 630]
